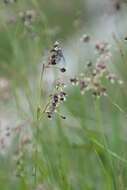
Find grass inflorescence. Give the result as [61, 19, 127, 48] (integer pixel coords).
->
[1, 1, 127, 190]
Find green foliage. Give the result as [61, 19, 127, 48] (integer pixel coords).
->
[1, 0, 127, 190]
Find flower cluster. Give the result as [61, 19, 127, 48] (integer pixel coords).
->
[81, 34, 90, 43]
[43, 42, 67, 119]
[48, 41, 66, 72]
[70, 37, 123, 98]
[45, 81, 67, 119]
[45, 41, 67, 72]
[19, 10, 36, 26]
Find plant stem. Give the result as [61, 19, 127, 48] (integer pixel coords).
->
[94, 98, 116, 186]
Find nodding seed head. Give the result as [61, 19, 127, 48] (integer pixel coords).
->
[60, 115, 66, 119]
[60, 67, 66, 73]
[60, 97, 64, 101]
[70, 36, 123, 98]
[82, 34, 90, 43]
[48, 114, 52, 119]
[49, 41, 64, 66]
[124, 37, 127, 41]
[98, 63, 106, 70]
[115, 2, 120, 10]
[60, 91, 66, 97]
[87, 61, 92, 67]
[53, 94, 59, 103]
[70, 77, 79, 85]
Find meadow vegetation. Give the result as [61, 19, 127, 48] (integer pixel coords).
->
[0, 0, 127, 189]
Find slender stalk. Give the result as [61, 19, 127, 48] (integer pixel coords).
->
[48, 121, 71, 190]
[32, 0, 52, 46]
[38, 63, 45, 112]
[95, 149, 114, 189]
[92, 138, 127, 165]
[94, 98, 106, 146]
[116, 161, 124, 190]
[113, 33, 127, 67]
[94, 98, 116, 186]
[34, 64, 45, 187]
[106, 94, 127, 118]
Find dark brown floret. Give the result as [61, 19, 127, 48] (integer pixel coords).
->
[51, 59, 56, 65]
[115, 2, 120, 10]
[6, 132, 10, 137]
[52, 102, 56, 107]
[60, 91, 66, 97]
[100, 86, 106, 93]
[60, 115, 66, 119]
[92, 71, 97, 77]
[87, 61, 92, 67]
[60, 68, 66, 73]
[95, 44, 100, 50]
[48, 41, 64, 66]
[70, 77, 79, 84]
[92, 91, 97, 96]
[98, 63, 106, 70]
[53, 94, 59, 103]
[48, 114, 52, 119]
[80, 80, 88, 91]
[60, 97, 64, 101]
[83, 35, 90, 43]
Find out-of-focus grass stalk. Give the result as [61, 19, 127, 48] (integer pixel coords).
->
[107, 94, 127, 118]
[116, 161, 124, 190]
[37, 64, 45, 113]
[94, 98, 115, 185]
[51, 117, 71, 190]
[113, 33, 127, 67]
[32, 0, 52, 46]
[95, 149, 114, 189]
[34, 63, 45, 187]
[94, 98, 107, 146]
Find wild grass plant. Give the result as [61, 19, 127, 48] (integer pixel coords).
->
[1, 0, 127, 190]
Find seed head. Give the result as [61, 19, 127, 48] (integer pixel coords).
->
[82, 34, 90, 43]
[70, 77, 79, 85]
[70, 36, 123, 98]
[60, 115, 66, 119]
[60, 67, 66, 73]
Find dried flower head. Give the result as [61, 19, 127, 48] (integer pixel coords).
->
[82, 34, 90, 43]
[48, 41, 65, 66]
[70, 77, 79, 85]
[70, 36, 123, 98]
[19, 10, 36, 25]
[124, 37, 127, 41]
[45, 80, 67, 120]
[41, 42, 67, 120]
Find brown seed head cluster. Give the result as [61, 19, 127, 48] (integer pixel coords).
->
[43, 42, 67, 119]
[47, 41, 67, 73]
[48, 41, 64, 65]
[45, 81, 67, 120]
[82, 34, 90, 43]
[70, 36, 123, 98]
[19, 10, 36, 25]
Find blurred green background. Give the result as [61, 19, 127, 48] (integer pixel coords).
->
[1, 0, 127, 189]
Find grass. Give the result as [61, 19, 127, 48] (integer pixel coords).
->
[1, 0, 127, 190]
